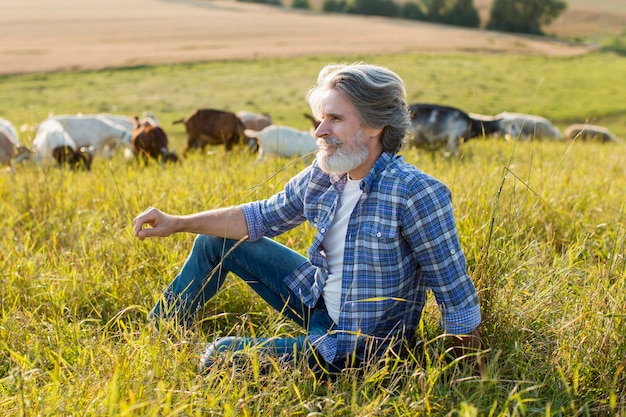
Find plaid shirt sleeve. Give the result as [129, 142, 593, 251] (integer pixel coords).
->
[241, 165, 313, 241]
[401, 173, 480, 334]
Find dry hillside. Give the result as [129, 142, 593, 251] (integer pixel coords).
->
[0, 0, 622, 75]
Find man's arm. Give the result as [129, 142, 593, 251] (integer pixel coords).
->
[133, 206, 249, 241]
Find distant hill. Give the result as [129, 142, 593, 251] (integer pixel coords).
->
[473, 0, 626, 38]
[301, 0, 626, 38]
[0, 0, 601, 75]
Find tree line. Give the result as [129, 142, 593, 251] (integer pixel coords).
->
[238, 0, 568, 36]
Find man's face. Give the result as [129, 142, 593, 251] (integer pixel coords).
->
[314, 89, 370, 175]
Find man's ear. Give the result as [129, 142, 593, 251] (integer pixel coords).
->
[365, 126, 384, 140]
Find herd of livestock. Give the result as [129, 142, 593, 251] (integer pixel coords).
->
[0, 103, 621, 172]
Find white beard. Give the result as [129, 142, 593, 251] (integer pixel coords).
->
[317, 130, 368, 175]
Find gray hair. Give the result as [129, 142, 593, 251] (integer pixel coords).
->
[306, 62, 412, 154]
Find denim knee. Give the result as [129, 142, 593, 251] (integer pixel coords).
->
[191, 234, 224, 259]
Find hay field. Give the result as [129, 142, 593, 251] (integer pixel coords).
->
[2, 0, 617, 75]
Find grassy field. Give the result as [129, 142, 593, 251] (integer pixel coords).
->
[1, 52, 625, 415]
[3, 52, 626, 147]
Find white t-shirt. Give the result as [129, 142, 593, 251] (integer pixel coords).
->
[322, 177, 362, 323]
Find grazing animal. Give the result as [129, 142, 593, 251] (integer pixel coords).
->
[495, 111, 563, 141]
[131, 117, 179, 164]
[303, 113, 321, 130]
[173, 108, 250, 154]
[236, 110, 272, 132]
[467, 112, 505, 138]
[33, 119, 94, 170]
[408, 103, 501, 157]
[564, 123, 620, 143]
[49, 114, 133, 157]
[51, 145, 95, 170]
[0, 117, 31, 170]
[244, 125, 318, 162]
[97, 113, 160, 141]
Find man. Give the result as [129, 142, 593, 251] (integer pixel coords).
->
[133, 62, 482, 375]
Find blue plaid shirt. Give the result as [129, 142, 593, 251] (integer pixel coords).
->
[242, 152, 480, 363]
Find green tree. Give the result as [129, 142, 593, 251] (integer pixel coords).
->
[486, 0, 566, 35]
[322, 0, 348, 12]
[345, 0, 399, 17]
[422, 0, 448, 20]
[443, 0, 480, 27]
[237, 0, 283, 5]
[421, 0, 480, 27]
[292, 0, 311, 8]
[400, 1, 426, 20]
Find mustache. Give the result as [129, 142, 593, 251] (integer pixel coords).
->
[318, 137, 343, 147]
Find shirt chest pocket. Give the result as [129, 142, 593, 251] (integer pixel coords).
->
[358, 222, 402, 265]
[305, 200, 337, 229]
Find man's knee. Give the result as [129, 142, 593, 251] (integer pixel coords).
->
[192, 234, 225, 254]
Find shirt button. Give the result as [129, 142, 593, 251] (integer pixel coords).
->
[313, 217, 318, 223]
[320, 228, 326, 234]
[376, 232, 382, 238]
[451, 249, 456, 255]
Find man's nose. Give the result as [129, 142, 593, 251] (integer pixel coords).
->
[314, 119, 329, 137]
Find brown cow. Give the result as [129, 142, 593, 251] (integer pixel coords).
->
[131, 117, 179, 164]
[173, 108, 250, 154]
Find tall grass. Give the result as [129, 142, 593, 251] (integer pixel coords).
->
[1, 52, 625, 415]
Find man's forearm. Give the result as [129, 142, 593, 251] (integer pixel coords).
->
[178, 206, 249, 239]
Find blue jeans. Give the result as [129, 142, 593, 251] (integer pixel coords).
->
[149, 235, 343, 372]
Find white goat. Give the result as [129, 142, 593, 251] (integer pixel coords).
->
[245, 125, 318, 162]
